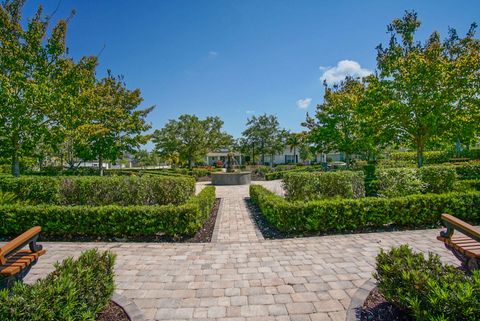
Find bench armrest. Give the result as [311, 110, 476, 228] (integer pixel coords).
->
[440, 214, 480, 242]
[0, 226, 43, 265]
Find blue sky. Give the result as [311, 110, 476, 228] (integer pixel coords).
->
[25, 0, 480, 141]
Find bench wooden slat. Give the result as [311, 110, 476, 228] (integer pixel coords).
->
[0, 249, 46, 277]
[0, 226, 41, 259]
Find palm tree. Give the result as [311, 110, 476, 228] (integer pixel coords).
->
[286, 133, 301, 164]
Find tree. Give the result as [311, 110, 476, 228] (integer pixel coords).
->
[153, 114, 233, 168]
[286, 133, 301, 164]
[375, 11, 475, 167]
[75, 73, 154, 175]
[242, 114, 286, 166]
[0, 0, 70, 176]
[303, 77, 366, 165]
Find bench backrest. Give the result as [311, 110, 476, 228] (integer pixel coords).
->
[441, 214, 480, 243]
[0, 226, 42, 265]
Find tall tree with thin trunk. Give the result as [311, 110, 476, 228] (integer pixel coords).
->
[0, 0, 70, 176]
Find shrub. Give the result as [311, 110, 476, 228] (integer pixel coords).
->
[453, 161, 480, 180]
[283, 171, 365, 201]
[0, 175, 195, 206]
[249, 185, 480, 234]
[376, 168, 424, 198]
[0, 186, 216, 238]
[419, 165, 457, 193]
[390, 151, 452, 164]
[0, 249, 115, 321]
[0, 191, 19, 205]
[455, 179, 480, 192]
[374, 245, 480, 321]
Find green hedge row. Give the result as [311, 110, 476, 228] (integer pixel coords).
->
[282, 171, 365, 201]
[264, 166, 323, 180]
[375, 245, 480, 321]
[0, 175, 195, 206]
[0, 249, 115, 321]
[250, 185, 480, 234]
[0, 186, 216, 238]
[390, 149, 480, 164]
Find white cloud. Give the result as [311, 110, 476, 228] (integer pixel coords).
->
[208, 51, 219, 58]
[296, 98, 312, 109]
[319, 60, 372, 84]
[245, 110, 255, 114]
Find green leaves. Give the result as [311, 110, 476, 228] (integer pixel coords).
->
[0, 186, 215, 238]
[0, 249, 116, 321]
[153, 114, 233, 168]
[375, 245, 480, 321]
[249, 184, 480, 234]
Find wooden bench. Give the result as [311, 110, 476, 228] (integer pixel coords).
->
[437, 214, 480, 271]
[0, 226, 46, 289]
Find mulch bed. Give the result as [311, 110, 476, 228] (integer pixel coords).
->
[360, 287, 413, 321]
[246, 198, 287, 239]
[188, 198, 220, 243]
[97, 300, 130, 321]
[0, 199, 221, 243]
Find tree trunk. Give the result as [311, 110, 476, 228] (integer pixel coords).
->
[270, 154, 274, 167]
[293, 146, 297, 164]
[188, 157, 193, 169]
[345, 152, 350, 167]
[417, 147, 424, 168]
[12, 150, 20, 177]
[252, 142, 255, 165]
[99, 155, 104, 176]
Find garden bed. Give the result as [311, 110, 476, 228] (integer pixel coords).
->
[97, 301, 130, 321]
[360, 287, 413, 321]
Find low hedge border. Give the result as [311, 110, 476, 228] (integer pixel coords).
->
[250, 185, 480, 234]
[0, 186, 216, 238]
[0, 175, 195, 206]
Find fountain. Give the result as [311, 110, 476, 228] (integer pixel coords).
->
[211, 152, 251, 185]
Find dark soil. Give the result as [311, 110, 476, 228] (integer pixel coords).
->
[188, 198, 220, 243]
[245, 198, 287, 239]
[97, 300, 130, 321]
[0, 199, 221, 243]
[360, 287, 413, 321]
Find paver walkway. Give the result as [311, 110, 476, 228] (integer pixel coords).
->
[23, 181, 459, 321]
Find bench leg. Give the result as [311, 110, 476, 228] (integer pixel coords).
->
[467, 257, 479, 271]
[445, 244, 479, 272]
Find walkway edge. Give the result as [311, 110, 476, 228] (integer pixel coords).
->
[346, 279, 376, 321]
[211, 198, 223, 242]
[112, 292, 145, 321]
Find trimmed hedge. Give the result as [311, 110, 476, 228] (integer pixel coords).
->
[375, 245, 480, 321]
[0, 175, 195, 206]
[282, 171, 365, 201]
[419, 165, 457, 193]
[0, 249, 115, 321]
[0, 186, 216, 237]
[250, 185, 480, 234]
[264, 165, 324, 181]
[376, 168, 424, 198]
[454, 161, 480, 180]
[391, 151, 451, 164]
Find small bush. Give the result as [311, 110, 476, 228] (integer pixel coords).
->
[419, 165, 457, 193]
[454, 161, 480, 180]
[0, 249, 116, 321]
[376, 168, 424, 198]
[0, 186, 216, 238]
[283, 171, 365, 201]
[249, 185, 480, 234]
[0, 175, 195, 206]
[0, 191, 19, 205]
[374, 245, 480, 321]
[390, 151, 452, 164]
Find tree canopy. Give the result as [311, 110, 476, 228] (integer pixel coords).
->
[152, 114, 233, 168]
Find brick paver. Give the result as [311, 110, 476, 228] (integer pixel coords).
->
[21, 181, 458, 321]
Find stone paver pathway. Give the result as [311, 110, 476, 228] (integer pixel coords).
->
[22, 181, 458, 321]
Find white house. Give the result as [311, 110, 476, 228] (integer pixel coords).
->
[205, 150, 244, 166]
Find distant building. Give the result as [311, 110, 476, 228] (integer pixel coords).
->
[205, 150, 244, 166]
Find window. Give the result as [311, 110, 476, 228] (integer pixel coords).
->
[285, 155, 296, 163]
